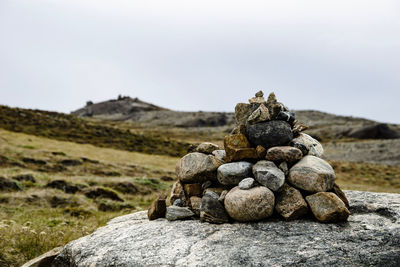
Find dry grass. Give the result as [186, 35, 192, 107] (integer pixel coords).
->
[330, 160, 400, 193]
[0, 129, 176, 266]
[0, 128, 178, 174]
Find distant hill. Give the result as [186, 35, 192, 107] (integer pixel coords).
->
[71, 96, 234, 128]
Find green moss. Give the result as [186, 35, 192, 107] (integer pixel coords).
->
[135, 178, 167, 190]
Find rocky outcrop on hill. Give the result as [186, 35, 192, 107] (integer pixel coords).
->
[71, 96, 166, 117]
[71, 96, 233, 127]
[52, 191, 400, 266]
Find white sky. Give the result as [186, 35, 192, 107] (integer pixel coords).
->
[0, 0, 399, 123]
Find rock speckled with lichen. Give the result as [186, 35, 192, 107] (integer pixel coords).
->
[53, 191, 400, 267]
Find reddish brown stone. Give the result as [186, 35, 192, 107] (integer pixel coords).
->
[275, 184, 308, 220]
[331, 183, 350, 208]
[266, 146, 303, 163]
[183, 183, 203, 197]
[306, 192, 350, 223]
[256, 145, 267, 159]
[224, 134, 258, 162]
[189, 196, 202, 216]
[147, 194, 167, 220]
[169, 181, 186, 205]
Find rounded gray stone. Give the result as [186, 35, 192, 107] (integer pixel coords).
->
[252, 160, 285, 192]
[238, 178, 256, 190]
[217, 161, 253, 185]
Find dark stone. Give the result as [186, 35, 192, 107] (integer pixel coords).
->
[0, 177, 21, 191]
[183, 183, 203, 198]
[173, 199, 183, 207]
[12, 174, 36, 183]
[200, 193, 230, 224]
[275, 111, 295, 125]
[46, 180, 79, 194]
[246, 120, 293, 149]
[201, 180, 213, 190]
[148, 194, 167, 220]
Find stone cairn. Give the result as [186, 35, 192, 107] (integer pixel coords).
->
[148, 91, 350, 223]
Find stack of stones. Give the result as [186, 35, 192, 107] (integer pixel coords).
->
[148, 91, 350, 224]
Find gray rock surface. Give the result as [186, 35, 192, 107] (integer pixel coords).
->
[53, 191, 400, 267]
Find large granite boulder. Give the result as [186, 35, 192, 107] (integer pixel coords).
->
[53, 191, 400, 266]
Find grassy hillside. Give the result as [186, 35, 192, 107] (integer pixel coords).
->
[0, 105, 189, 157]
[0, 129, 178, 266]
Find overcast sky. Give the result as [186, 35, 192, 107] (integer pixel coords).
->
[0, 0, 399, 123]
